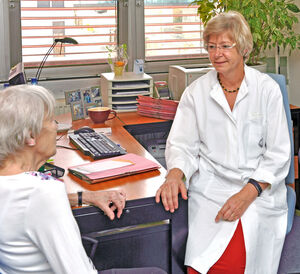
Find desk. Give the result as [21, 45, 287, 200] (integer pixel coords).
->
[54, 112, 168, 200]
[54, 112, 188, 273]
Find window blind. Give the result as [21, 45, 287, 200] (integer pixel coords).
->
[144, 0, 206, 61]
[21, 0, 117, 67]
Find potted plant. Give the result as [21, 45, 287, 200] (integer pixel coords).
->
[106, 44, 128, 76]
[191, 0, 300, 66]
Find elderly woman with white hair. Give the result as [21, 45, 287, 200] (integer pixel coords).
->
[156, 11, 290, 274]
[0, 85, 166, 274]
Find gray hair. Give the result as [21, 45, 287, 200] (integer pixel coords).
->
[203, 11, 253, 61]
[0, 84, 55, 164]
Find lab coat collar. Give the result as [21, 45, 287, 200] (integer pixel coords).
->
[210, 64, 250, 122]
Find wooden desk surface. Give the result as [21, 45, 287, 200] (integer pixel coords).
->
[54, 112, 167, 201]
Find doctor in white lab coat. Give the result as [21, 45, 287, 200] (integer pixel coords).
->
[156, 11, 291, 274]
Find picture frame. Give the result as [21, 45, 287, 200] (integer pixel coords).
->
[94, 97, 102, 106]
[91, 86, 101, 98]
[84, 102, 97, 118]
[65, 89, 82, 105]
[82, 88, 93, 104]
[70, 101, 85, 121]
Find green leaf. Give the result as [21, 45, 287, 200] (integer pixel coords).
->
[287, 4, 300, 13]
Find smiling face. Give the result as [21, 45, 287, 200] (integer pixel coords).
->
[208, 31, 244, 77]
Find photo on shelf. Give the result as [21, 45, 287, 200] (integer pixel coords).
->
[84, 102, 97, 118]
[82, 88, 93, 104]
[91, 86, 101, 98]
[94, 97, 102, 106]
[70, 101, 85, 121]
[64, 89, 82, 105]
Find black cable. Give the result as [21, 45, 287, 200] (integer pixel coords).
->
[116, 114, 127, 125]
[56, 145, 78, 150]
[56, 133, 67, 141]
[35, 42, 57, 80]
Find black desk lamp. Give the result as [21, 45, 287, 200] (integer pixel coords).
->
[35, 37, 78, 81]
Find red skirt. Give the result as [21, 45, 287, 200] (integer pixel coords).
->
[187, 220, 246, 274]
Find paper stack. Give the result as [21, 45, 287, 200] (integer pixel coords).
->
[137, 95, 179, 120]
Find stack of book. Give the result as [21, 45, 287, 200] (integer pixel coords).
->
[137, 95, 179, 120]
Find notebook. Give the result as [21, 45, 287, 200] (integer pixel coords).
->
[68, 153, 160, 184]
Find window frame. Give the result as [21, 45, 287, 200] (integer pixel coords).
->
[1, 0, 209, 83]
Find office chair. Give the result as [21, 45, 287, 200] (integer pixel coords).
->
[267, 73, 296, 234]
[77, 197, 188, 273]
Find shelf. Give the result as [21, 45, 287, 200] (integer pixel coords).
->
[101, 72, 153, 113]
[111, 92, 150, 97]
[112, 83, 150, 90]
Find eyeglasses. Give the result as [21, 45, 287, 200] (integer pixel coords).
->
[206, 43, 236, 52]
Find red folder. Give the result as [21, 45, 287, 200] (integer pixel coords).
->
[68, 153, 160, 184]
[137, 95, 179, 120]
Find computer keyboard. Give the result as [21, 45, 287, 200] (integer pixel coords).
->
[69, 131, 126, 160]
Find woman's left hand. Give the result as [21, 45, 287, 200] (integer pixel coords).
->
[215, 184, 258, 222]
[83, 190, 126, 220]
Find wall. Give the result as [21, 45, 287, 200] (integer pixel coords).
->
[289, 0, 300, 106]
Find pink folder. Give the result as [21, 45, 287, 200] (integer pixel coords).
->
[68, 153, 160, 184]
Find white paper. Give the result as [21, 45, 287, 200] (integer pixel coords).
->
[72, 159, 133, 174]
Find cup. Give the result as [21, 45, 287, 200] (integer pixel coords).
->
[113, 61, 126, 76]
[88, 107, 117, 124]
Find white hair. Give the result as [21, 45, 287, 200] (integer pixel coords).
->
[0, 84, 55, 165]
[203, 11, 253, 61]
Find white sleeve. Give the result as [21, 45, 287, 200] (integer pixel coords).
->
[166, 86, 200, 186]
[251, 82, 291, 190]
[25, 181, 97, 274]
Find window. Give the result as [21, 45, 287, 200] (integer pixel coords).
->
[0, 0, 208, 82]
[144, 0, 206, 61]
[21, 0, 117, 67]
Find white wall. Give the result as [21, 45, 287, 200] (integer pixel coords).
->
[289, 0, 300, 106]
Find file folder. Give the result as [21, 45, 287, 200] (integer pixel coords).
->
[68, 153, 160, 184]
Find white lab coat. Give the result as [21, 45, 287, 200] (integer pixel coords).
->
[166, 65, 291, 274]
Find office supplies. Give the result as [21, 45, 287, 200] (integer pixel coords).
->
[39, 162, 65, 178]
[133, 59, 144, 74]
[68, 153, 160, 183]
[101, 72, 153, 112]
[137, 95, 179, 120]
[74, 126, 95, 134]
[69, 131, 126, 159]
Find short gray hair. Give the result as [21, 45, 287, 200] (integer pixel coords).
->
[203, 11, 253, 61]
[0, 84, 55, 164]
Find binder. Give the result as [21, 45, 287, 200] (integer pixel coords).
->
[68, 153, 160, 184]
[137, 95, 179, 120]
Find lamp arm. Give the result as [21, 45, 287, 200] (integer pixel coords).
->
[35, 41, 57, 80]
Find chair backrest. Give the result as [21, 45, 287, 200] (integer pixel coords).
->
[267, 73, 296, 234]
[74, 196, 188, 273]
[267, 73, 295, 185]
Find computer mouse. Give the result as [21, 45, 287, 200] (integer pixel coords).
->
[74, 126, 95, 134]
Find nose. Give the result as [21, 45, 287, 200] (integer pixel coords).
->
[213, 47, 223, 57]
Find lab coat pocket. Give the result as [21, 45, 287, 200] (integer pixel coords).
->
[246, 117, 265, 160]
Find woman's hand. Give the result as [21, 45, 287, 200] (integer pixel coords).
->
[82, 190, 126, 220]
[215, 184, 259, 222]
[155, 168, 188, 213]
